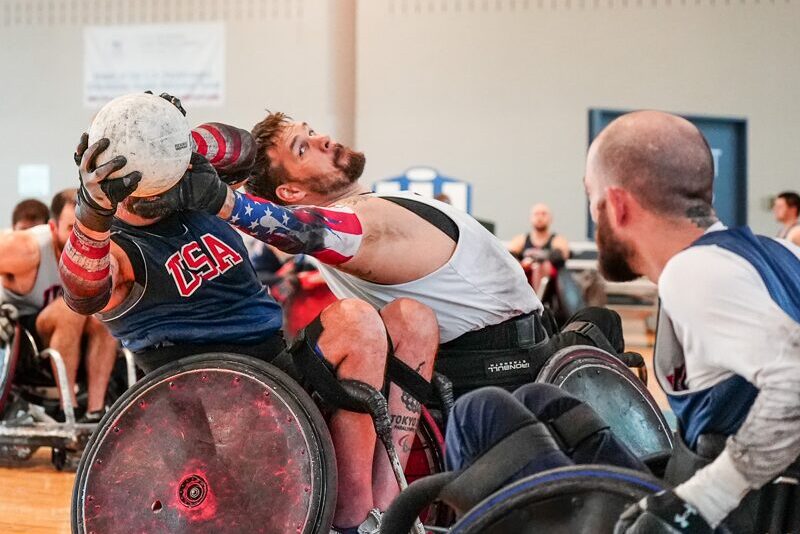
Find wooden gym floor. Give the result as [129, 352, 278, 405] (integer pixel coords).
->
[0, 309, 662, 533]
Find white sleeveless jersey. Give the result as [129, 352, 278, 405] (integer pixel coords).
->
[316, 192, 542, 343]
[2, 225, 63, 316]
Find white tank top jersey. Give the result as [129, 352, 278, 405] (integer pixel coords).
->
[2, 225, 63, 316]
[316, 192, 542, 343]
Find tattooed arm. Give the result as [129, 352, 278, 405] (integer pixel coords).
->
[218, 189, 363, 265]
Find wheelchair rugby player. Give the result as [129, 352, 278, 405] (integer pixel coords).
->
[383, 111, 800, 534]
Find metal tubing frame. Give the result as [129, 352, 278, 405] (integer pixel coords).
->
[121, 348, 137, 389]
[39, 348, 76, 426]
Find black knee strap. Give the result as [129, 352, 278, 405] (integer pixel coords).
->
[547, 403, 610, 453]
[280, 316, 368, 413]
[561, 320, 619, 355]
[440, 422, 559, 513]
[386, 355, 435, 405]
[281, 315, 437, 411]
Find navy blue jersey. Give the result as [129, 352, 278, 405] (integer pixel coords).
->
[99, 211, 282, 352]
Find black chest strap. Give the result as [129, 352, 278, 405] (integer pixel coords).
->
[381, 196, 460, 243]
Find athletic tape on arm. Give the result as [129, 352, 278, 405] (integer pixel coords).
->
[225, 190, 362, 265]
[59, 225, 113, 314]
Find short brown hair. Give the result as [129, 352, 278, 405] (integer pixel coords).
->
[777, 191, 800, 215]
[50, 188, 77, 220]
[12, 198, 49, 227]
[247, 111, 291, 203]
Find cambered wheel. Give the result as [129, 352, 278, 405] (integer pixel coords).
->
[537, 345, 673, 458]
[71, 353, 336, 534]
[449, 465, 668, 534]
[403, 407, 453, 528]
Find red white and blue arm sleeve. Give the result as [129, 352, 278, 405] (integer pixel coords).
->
[59, 225, 113, 314]
[225, 191, 363, 265]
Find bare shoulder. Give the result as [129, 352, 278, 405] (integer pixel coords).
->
[335, 195, 393, 224]
[337, 194, 378, 210]
[787, 226, 800, 247]
[507, 233, 526, 252]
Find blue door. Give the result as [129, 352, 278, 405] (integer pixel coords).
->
[587, 110, 747, 239]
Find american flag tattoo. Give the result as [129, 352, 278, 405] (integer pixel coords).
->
[226, 191, 363, 265]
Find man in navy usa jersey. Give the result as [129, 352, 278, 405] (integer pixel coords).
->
[61, 115, 438, 532]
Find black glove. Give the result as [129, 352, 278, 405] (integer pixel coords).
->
[0, 304, 18, 347]
[74, 135, 142, 232]
[614, 491, 714, 534]
[170, 153, 229, 215]
[144, 90, 186, 116]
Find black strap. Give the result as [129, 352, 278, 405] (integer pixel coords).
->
[547, 403, 609, 453]
[386, 355, 435, 405]
[287, 316, 436, 411]
[381, 196, 460, 243]
[284, 316, 369, 413]
[439, 423, 559, 512]
[561, 320, 619, 355]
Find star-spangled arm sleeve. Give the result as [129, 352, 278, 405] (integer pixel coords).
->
[224, 190, 363, 265]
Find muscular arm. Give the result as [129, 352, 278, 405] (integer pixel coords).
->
[219, 189, 363, 265]
[59, 223, 134, 315]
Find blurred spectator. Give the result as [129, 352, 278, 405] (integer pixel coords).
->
[507, 203, 570, 264]
[1, 189, 118, 421]
[11, 198, 49, 230]
[774, 191, 800, 246]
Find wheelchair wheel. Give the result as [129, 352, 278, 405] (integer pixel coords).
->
[71, 353, 336, 534]
[404, 407, 453, 528]
[449, 465, 667, 534]
[537, 345, 672, 458]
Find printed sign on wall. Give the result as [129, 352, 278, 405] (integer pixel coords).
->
[84, 23, 225, 107]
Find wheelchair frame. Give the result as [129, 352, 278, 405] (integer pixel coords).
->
[0, 322, 136, 469]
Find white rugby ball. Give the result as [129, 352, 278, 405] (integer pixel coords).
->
[88, 93, 191, 197]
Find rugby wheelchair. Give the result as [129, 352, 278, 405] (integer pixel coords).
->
[0, 304, 136, 470]
[70, 344, 455, 534]
[70, 319, 669, 534]
[383, 344, 800, 534]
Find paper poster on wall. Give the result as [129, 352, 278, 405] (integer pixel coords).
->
[84, 23, 225, 107]
[17, 165, 51, 198]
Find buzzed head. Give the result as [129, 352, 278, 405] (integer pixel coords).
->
[529, 203, 552, 232]
[586, 111, 715, 223]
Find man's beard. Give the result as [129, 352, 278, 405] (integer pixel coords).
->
[335, 145, 366, 182]
[123, 195, 177, 219]
[307, 145, 365, 196]
[533, 222, 549, 232]
[595, 202, 640, 282]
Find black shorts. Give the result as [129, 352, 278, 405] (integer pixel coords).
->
[133, 332, 287, 375]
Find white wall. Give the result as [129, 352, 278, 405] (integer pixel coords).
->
[355, 0, 800, 239]
[0, 0, 354, 223]
[2, 0, 798, 238]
